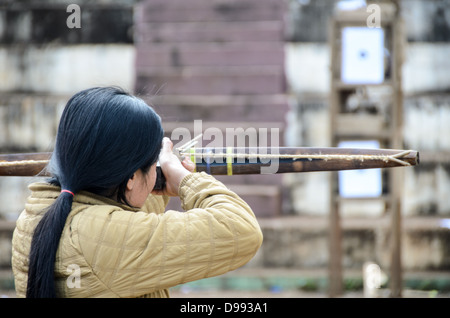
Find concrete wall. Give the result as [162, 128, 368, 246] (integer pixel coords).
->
[0, 1, 136, 221]
[0, 45, 135, 95]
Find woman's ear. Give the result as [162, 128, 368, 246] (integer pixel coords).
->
[126, 173, 136, 191]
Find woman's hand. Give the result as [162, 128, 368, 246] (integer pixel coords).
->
[152, 137, 195, 196]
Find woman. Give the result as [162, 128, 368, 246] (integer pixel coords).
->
[11, 87, 263, 298]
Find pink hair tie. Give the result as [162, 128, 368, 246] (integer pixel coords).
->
[61, 189, 75, 196]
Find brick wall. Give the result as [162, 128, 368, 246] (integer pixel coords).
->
[134, 0, 289, 217]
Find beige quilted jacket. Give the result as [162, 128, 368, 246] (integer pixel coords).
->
[11, 172, 263, 298]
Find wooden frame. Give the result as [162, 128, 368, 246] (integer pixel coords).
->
[328, 2, 404, 297]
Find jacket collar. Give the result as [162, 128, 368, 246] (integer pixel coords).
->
[26, 182, 140, 213]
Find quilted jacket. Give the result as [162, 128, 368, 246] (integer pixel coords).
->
[11, 172, 263, 298]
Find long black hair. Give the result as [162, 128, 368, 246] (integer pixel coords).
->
[26, 87, 164, 298]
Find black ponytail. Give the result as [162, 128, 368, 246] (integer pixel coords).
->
[26, 87, 163, 297]
[26, 192, 74, 297]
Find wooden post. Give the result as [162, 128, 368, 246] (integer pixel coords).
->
[329, 172, 343, 297]
[389, 5, 405, 296]
[390, 192, 402, 297]
[328, 16, 343, 297]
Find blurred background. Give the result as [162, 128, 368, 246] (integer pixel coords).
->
[0, 0, 449, 298]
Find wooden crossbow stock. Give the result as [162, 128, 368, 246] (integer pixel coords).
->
[0, 135, 419, 191]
